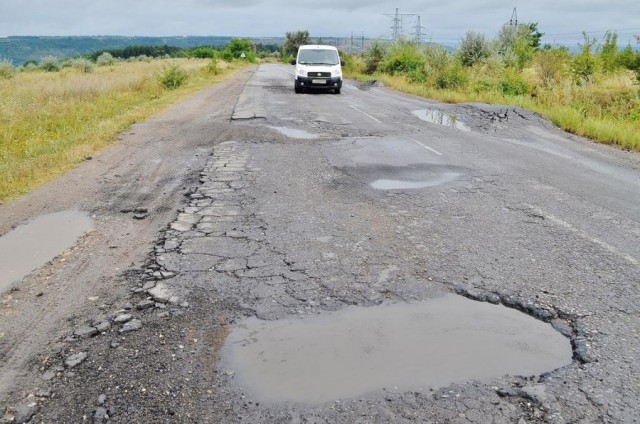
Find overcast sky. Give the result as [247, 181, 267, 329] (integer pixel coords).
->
[1, 0, 639, 46]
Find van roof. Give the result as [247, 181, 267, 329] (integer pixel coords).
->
[299, 45, 338, 51]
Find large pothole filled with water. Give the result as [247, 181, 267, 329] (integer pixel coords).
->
[0, 210, 93, 293]
[220, 294, 573, 404]
[412, 109, 470, 131]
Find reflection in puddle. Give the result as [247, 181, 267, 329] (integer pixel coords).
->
[371, 172, 462, 190]
[412, 109, 470, 131]
[221, 294, 573, 404]
[0, 210, 93, 293]
[270, 126, 318, 139]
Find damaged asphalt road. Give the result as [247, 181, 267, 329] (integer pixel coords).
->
[1, 64, 639, 423]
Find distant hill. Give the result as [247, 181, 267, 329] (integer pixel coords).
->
[0, 36, 243, 65]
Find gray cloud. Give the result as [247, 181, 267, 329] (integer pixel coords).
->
[0, 0, 638, 45]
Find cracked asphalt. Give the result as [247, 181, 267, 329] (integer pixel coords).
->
[1, 64, 639, 423]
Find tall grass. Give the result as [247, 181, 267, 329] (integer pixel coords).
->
[0, 58, 237, 200]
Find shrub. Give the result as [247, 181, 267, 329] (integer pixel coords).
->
[423, 46, 450, 74]
[534, 49, 570, 86]
[363, 40, 388, 74]
[96, 52, 116, 66]
[0, 59, 15, 79]
[137, 55, 151, 62]
[207, 58, 221, 75]
[498, 71, 529, 96]
[408, 69, 427, 83]
[158, 63, 187, 89]
[223, 38, 257, 62]
[599, 31, 619, 73]
[458, 31, 491, 67]
[190, 47, 219, 59]
[382, 40, 425, 75]
[22, 63, 39, 72]
[39, 56, 61, 72]
[283, 30, 310, 57]
[69, 58, 95, 73]
[571, 33, 601, 84]
[341, 53, 365, 74]
[435, 62, 468, 89]
[221, 50, 234, 62]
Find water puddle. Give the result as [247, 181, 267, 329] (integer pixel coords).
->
[220, 294, 572, 404]
[371, 172, 462, 190]
[0, 210, 93, 293]
[412, 109, 470, 131]
[270, 126, 318, 139]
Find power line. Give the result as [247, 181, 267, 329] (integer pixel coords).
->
[383, 8, 419, 41]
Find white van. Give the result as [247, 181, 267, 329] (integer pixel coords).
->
[291, 45, 344, 94]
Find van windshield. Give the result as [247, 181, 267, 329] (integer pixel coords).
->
[297, 49, 340, 65]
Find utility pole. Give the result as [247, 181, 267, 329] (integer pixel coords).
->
[384, 8, 418, 41]
[414, 15, 426, 44]
[509, 7, 518, 27]
[350, 32, 354, 54]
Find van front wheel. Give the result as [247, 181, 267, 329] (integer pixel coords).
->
[334, 88, 341, 94]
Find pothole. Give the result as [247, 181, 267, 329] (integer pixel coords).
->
[220, 294, 573, 404]
[0, 210, 93, 293]
[412, 109, 470, 131]
[339, 164, 467, 191]
[371, 172, 462, 190]
[269, 126, 319, 139]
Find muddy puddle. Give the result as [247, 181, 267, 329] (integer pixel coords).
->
[270, 126, 318, 139]
[0, 210, 93, 293]
[412, 109, 470, 131]
[220, 294, 572, 404]
[371, 172, 462, 190]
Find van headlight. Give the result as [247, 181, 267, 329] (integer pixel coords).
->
[332, 68, 342, 78]
[296, 69, 306, 77]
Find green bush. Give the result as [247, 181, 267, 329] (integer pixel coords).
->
[458, 31, 491, 67]
[571, 33, 601, 84]
[535, 49, 570, 86]
[207, 58, 221, 75]
[472, 80, 496, 93]
[423, 46, 450, 74]
[408, 69, 427, 83]
[435, 62, 468, 89]
[599, 31, 619, 73]
[190, 47, 219, 59]
[363, 40, 388, 74]
[0, 59, 15, 79]
[222, 38, 257, 63]
[96, 52, 116, 66]
[498, 71, 529, 96]
[158, 63, 187, 89]
[39, 56, 61, 72]
[69, 58, 95, 73]
[383, 40, 425, 75]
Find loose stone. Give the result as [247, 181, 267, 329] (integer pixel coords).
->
[113, 314, 133, 323]
[74, 326, 99, 338]
[65, 352, 88, 368]
[120, 319, 142, 333]
[136, 300, 155, 310]
[13, 402, 39, 424]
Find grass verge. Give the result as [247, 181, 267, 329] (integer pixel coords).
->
[0, 59, 245, 201]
